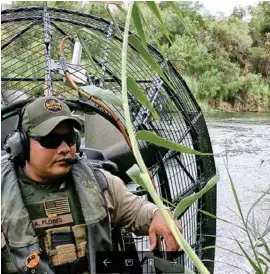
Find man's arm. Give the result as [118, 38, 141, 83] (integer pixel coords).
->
[103, 170, 157, 235]
[102, 170, 183, 251]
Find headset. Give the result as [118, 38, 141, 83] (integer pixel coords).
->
[4, 102, 81, 167]
[4, 104, 29, 166]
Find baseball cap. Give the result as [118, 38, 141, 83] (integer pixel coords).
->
[22, 97, 82, 136]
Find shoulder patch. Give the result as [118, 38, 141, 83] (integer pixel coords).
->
[44, 98, 63, 112]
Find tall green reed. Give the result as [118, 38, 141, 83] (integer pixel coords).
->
[78, 2, 219, 273]
[200, 159, 269, 274]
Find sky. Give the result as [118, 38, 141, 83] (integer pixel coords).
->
[202, 0, 259, 16]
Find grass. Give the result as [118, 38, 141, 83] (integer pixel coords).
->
[200, 158, 270, 274]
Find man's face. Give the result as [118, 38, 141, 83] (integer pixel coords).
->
[26, 121, 77, 182]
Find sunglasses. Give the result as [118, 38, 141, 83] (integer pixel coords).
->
[29, 131, 77, 149]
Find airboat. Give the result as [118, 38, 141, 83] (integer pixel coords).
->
[1, 5, 217, 273]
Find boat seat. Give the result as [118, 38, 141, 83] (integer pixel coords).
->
[81, 147, 119, 176]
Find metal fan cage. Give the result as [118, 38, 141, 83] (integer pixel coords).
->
[1, 6, 217, 273]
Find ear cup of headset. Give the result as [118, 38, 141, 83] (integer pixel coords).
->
[4, 104, 29, 167]
[4, 128, 29, 166]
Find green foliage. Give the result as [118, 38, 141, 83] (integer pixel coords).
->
[200, 169, 270, 273]
[4, 0, 269, 111]
[242, 73, 270, 95]
[122, 4, 211, 273]
[132, 3, 147, 47]
[135, 130, 213, 156]
[249, 2, 270, 39]
[161, 34, 215, 75]
[156, 2, 270, 111]
[10, 1, 110, 19]
[80, 85, 122, 107]
[207, 16, 252, 55]
[127, 77, 160, 120]
[128, 34, 174, 91]
[174, 175, 219, 219]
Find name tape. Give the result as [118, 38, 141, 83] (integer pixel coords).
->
[32, 214, 73, 228]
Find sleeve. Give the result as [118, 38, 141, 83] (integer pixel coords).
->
[102, 170, 158, 236]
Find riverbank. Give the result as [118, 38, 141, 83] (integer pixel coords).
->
[198, 97, 270, 113]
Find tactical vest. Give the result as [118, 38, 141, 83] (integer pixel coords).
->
[1, 155, 112, 274]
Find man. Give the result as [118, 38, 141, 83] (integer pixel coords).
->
[2, 97, 182, 274]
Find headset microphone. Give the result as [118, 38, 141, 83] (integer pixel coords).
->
[65, 151, 84, 165]
[66, 156, 79, 164]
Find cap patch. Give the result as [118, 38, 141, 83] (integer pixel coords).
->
[44, 98, 63, 112]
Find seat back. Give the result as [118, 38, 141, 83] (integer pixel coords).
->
[81, 148, 119, 176]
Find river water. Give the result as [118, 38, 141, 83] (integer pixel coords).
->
[83, 112, 270, 273]
[205, 113, 270, 274]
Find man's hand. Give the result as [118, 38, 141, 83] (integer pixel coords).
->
[149, 209, 183, 251]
